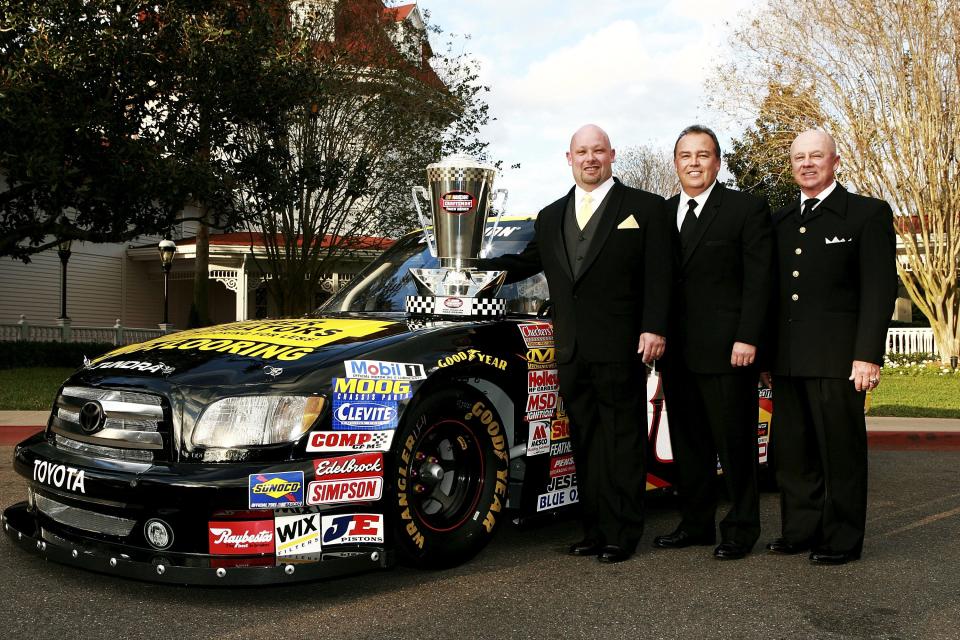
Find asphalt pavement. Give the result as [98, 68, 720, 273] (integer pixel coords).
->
[1, 443, 959, 639]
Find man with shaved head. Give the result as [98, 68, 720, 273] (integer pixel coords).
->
[481, 124, 672, 563]
[766, 129, 897, 565]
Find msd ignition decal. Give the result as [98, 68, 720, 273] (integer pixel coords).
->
[306, 430, 394, 452]
[528, 368, 559, 393]
[308, 453, 384, 506]
[525, 390, 558, 421]
[208, 520, 275, 555]
[526, 420, 550, 456]
[344, 360, 426, 381]
[321, 514, 384, 545]
[274, 513, 323, 556]
[86, 360, 175, 375]
[518, 322, 554, 349]
[248, 471, 304, 509]
[93, 318, 400, 364]
[439, 191, 475, 214]
[537, 473, 579, 512]
[437, 349, 507, 371]
[33, 459, 86, 494]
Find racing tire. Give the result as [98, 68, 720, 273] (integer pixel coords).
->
[390, 384, 510, 569]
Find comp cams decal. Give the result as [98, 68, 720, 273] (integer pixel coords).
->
[306, 430, 394, 452]
[274, 513, 323, 556]
[248, 471, 304, 509]
[94, 318, 400, 363]
[321, 514, 384, 545]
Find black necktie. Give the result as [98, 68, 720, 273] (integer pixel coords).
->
[801, 197, 819, 217]
[680, 198, 698, 249]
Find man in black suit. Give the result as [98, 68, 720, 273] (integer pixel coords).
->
[652, 125, 774, 560]
[481, 124, 671, 563]
[766, 129, 897, 565]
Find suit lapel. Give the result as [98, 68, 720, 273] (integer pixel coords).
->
[576, 182, 625, 282]
[545, 188, 574, 282]
[681, 182, 723, 266]
[794, 183, 848, 225]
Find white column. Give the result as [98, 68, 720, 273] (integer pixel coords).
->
[235, 255, 248, 321]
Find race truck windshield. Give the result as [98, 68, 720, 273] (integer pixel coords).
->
[319, 219, 549, 315]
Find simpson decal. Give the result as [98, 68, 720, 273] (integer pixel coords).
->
[344, 360, 426, 380]
[437, 349, 507, 370]
[208, 520, 275, 554]
[332, 400, 398, 430]
[248, 471, 304, 509]
[332, 377, 413, 401]
[321, 514, 384, 545]
[306, 430, 394, 452]
[307, 477, 383, 505]
[274, 513, 323, 556]
[518, 322, 554, 349]
[93, 318, 399, 363]
[527, 420, 551, 456]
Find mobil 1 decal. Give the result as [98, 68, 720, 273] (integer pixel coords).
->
[344, 359, 427, 381]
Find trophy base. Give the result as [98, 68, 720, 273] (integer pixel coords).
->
[405, 295, 506, 319]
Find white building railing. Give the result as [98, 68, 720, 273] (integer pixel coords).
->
[886, 327, 937, 356]
[0, 316, 169, 346]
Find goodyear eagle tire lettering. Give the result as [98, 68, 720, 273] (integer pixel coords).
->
[391, 385, 509, 569]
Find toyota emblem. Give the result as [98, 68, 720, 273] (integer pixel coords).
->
[78, 401, 105, 434]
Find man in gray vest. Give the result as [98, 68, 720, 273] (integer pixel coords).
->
[481, 124, 672, 562]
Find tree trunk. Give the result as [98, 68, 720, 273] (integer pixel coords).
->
[190, 205, 210, 328]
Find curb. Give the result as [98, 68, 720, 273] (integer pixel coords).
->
[0, 426, 43, 446]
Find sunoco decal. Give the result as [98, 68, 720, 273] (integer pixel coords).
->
[344, 360, 426, 380]
[306, 430, 394, 452]
[248, 471, 304, 509]
[274, 513, 323, 556]
[321, 514, 384, 545]
[94, 318, 400, 363]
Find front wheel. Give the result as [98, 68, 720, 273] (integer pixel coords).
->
[391, 384, 510, 568]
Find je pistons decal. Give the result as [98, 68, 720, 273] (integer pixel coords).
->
[306, 430, 394, 452]
[274, 513, 323, 556]
[344, 359, 426, 381]
[439, 191, 475, 214]
[93, 318, 401, 364]
[248, 471, 304, 509]
[321, 514, 384, 545]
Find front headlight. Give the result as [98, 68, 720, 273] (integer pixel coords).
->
[192, 395, 325, 447]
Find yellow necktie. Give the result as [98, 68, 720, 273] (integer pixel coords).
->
[577, 193, 594, 230]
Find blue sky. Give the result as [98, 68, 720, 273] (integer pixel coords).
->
[417, 0, 756, 212]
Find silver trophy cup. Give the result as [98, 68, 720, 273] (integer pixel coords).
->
[406, 154, 508, 317]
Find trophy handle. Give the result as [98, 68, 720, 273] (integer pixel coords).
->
[481, 188, 509, 258]
[411, 186, 437, 258]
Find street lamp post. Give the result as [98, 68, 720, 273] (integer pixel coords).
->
[56, 238, 73, 321]
[158, 239, 177, 331]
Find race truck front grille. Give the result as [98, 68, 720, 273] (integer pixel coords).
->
[51, 386, 168, 462]
[34, 493, 136, 537]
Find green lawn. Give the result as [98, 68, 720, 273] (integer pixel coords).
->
[868, 374, 960, 418]
[0, 366, 957, 418]
[0, 367, 73, 411]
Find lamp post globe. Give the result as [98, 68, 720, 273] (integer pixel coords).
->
[56, 238, 73, 321]
[158, 239, 177, 328]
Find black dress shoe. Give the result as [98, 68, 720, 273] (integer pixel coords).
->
[713, 542, 749, 560]
[809, 549, 860, 565]
[652, 529, 716, 549]
[597, 545, 633, 564]
[765, 537, 811, 555]
[567, 538, 604, 556]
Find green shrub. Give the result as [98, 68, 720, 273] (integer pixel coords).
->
[884, 352, 960, 377]
[0, 341, 114, 370]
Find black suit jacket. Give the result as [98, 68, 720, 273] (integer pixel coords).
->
[483, 180, 671, 363]
[771, 184, 897, 378]
[664, 183, 774, 374]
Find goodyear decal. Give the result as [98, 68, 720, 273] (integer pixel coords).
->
[437, 349, 507, 371]
[248, 471, 304, 509]
[465, 401, 509, 533]
[94, 318, 400, 363]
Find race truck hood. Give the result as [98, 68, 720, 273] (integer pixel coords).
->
[74, 317, 413, 387]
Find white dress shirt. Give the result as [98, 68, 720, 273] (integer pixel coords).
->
[801, 181, 838, 211]
[575, 176, 615, 225]
[675, 181, 718, 231]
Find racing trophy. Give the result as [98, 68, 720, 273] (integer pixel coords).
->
[405, 154, 508, 318]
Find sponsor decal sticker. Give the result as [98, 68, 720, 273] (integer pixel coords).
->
[518, 322, 554, 349]
[344, 360, 426, 381]
[526, 420, 551, 456]
[306, 430, 394, 452]
[208, 520, 275, 554]
[439, 191, 475, 214]
[248, 471, 304, 509]
[528, 368, 559, 393]
[313, 452, 384, 479]
[32, 459, 86, 494]
[436, 349, 507, 371]
[551, 417, 570, 441]
[525, 391, 558, 420]
[93, 318, 399, 363]
[321, 514, 384, 545]
[523, 347, 556, 370]
[87, 360, 175, 375]
[332, 399, 398, 430]
[274, 513, 323, 556]
[549, 454, 576, 478]
[537, 473, 579, 512]
[333, 377, 413, 401]
[307, 477, 383, 505]
[550, 440, 573, 456]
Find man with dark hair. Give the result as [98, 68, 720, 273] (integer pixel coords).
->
[653, 124, 774, 560]
[766, 129, 897, 565]
[481, 124, 671, 563]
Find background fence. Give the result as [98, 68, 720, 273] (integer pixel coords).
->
[0, 316, 168, 346]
